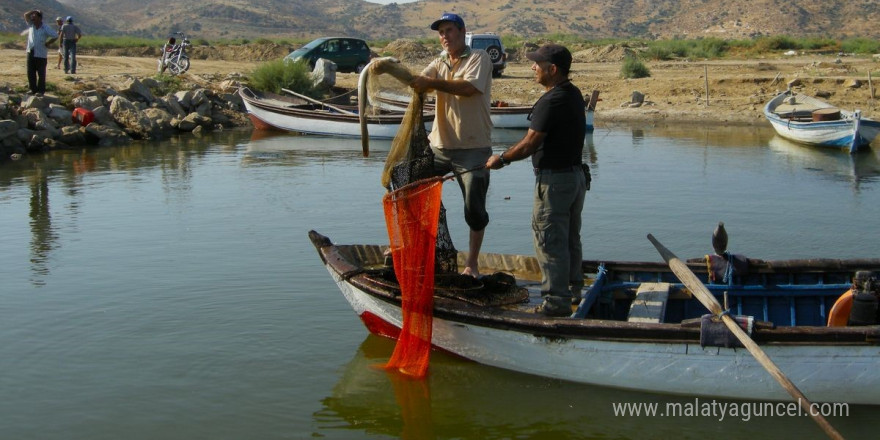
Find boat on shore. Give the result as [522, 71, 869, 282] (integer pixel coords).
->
[309, 229, 880, 404]
[239, 86, 433, 139]
[374, 89, 600, 131]
[763, 90, 880, 153]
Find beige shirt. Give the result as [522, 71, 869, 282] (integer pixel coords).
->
[421, 47, 493, 149]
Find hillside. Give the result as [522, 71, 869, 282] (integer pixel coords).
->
[3, 0, 879, 40]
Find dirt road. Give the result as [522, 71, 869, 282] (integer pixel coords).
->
[2, 48, 877, 125]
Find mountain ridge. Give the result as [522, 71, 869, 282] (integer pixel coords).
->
[3, 0, 878, 41]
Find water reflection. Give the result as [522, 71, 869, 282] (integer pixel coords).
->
[768, 135, 880, 192]
[27, 170, 56, 286]
[318, 335, 878, 439]
[0, 131, 250, 286]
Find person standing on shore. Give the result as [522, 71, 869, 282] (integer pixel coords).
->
[485, 44, 587, 317]
[54, 17, 63, 69]
[23, 9, 58, 96]
[60, 16, 82, 74]
[408, 12, 494, 278]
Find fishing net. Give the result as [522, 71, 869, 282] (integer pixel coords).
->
[382, 177, 443, 377]
[369, 58, 458, 274]
[368, 58, 459, 378]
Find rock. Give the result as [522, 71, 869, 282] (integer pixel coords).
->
[631, 91, 645, 104]
[787, 78, 802, 88]
[815, 90, 833, 98]
[84, 123, 132, 147]
[163, 94, 187, 118]
[23, 108, 58, 131]
[109, 95, 155, 138]
[142, 108, 175, 132]
[174, 90, 193, 109]
[845, 79, 862, 89]
[58, 125, 86, 145]
[47, 105, 73, 125]
[119, 77, 156, 103]
[91, 106, 120, 129]
[0, 119, 17, 140]
[72, 95, 103, 110]
[312, 58, 337, 88]
[21, 95, 49, 111]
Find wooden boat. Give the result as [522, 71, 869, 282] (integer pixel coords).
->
[373, 90, 600, 131]
[309, 230, 880, 404]
[764, 90, 880, 153]
[239, 86, 433, 139]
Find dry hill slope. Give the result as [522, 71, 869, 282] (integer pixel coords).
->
[3, 0, 879, 40]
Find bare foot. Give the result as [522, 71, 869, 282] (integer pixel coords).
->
[461, 266, 480, 278]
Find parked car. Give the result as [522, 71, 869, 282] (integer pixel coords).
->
[284, 37, 372, 73]
[465, 32, 506, 77]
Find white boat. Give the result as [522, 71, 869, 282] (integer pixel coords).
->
[374, 90, 599, 131]
[309, 230, 880, 405]
[238, 87, 432, 140]
[764, 90, 880, 153]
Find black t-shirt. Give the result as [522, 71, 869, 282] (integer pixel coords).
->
[529, 80, 586, 169]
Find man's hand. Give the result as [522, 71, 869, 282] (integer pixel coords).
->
[409, 76, 433, 93]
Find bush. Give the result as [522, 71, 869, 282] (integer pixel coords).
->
[248, 59, 320, 98]
[621, 55, 650, 79]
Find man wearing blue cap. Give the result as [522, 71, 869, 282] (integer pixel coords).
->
[410, 12, 494, 278]
[60, 16, 82, 74]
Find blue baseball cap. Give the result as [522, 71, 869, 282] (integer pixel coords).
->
[430, 13, 465, 30]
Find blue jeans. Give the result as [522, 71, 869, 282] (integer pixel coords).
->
[63, 40, 77, 73]
[532, 168, 587, 298]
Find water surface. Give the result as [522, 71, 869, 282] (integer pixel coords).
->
[2, 126, 879, 439]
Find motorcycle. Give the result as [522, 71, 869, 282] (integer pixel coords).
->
[158, 32, 191, 75]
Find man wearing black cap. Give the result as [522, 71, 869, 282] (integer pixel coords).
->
[485, 44, 587, 317]
[410, 12, 494, 278]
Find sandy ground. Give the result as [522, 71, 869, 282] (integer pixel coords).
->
[2, 48, 878, 126]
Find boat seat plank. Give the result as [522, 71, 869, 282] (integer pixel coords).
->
[627, 282, 670, 323]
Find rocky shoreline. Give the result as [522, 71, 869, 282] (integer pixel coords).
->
[0, 73, 250, 161]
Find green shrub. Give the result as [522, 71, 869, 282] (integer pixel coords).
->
[841, 38, 880, 54]
[249, 59, 320, 97]
[621, 55, 650, 79]
[151, 74, 183, 96]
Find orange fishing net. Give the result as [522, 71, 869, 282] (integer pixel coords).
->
[382, 177, 444, 378]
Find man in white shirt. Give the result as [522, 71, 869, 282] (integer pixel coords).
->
[23, 9, 58, 96]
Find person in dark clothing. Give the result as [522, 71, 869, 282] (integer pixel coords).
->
[485, 44, 587, 317]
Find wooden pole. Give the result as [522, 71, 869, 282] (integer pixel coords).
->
[647, 234, 844, 440]
[704, 65, 710, 106]
[869, 71, 875, 100]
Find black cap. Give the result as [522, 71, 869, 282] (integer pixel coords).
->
[526, 44, 572, 73]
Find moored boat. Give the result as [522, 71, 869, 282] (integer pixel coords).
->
[309, 230, 880, 404]
[764, 90, 880, 153]
[373, 90, 600, 131]
[239, 86, 433, 139]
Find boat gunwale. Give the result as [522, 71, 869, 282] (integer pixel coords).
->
[308, 231, 880, 346]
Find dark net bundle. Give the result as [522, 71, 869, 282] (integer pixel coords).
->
[372, 59, 457, 274]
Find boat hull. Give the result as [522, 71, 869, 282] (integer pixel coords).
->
[310, 230, 880, 405]
[239, 87, 431, 139]
[328, 265, 880, 404]
[764, 91, 880, 152]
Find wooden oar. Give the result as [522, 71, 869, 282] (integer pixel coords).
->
[281, 88, 357, 116]
[646, 234, 844, 440]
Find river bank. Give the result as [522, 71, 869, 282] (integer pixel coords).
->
[1, 45, 878, 160]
